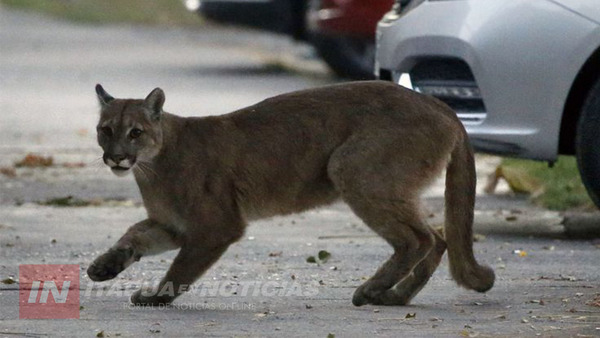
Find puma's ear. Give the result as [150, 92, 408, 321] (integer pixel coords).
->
[144, 88, 165, 121]
[95, 84, 114, 107]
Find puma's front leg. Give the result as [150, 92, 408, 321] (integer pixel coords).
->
[87, 219, 182, 282]
[131, 202, 245, 306]
[130, 240, 235, 306]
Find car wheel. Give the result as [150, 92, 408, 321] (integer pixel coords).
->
[576, 78, 600, 208]
[310, 35, 376, 80]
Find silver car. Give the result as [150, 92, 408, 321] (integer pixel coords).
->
[376, 0, 600, 207]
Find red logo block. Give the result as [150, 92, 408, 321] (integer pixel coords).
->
[19, 264, 80, 319]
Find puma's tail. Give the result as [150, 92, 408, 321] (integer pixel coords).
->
[444, 130, 495, 292]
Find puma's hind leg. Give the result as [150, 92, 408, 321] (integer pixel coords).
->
[345, 199, 436, 306]
[327, 133, 449, 306]
[376, 229, 447, 305]
[87, 219, 182, 282]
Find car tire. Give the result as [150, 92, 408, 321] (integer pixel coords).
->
[310, 34, 376, 80]
[575, 78, 600, 209]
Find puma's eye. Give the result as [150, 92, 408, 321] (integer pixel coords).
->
[100, 126, 113, 137]
[129, 128, 143, 139]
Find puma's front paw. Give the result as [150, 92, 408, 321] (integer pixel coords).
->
[130, 288, 174, 306]
[87, 247, 135, 281]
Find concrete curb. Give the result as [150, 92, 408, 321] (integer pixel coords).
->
[562, 212, 600, 238]
[472, 210, 600, 239]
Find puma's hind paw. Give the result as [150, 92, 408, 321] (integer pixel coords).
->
[352, 283, 385, 306]
[352, 283, 412, 306]
[87, 247, 135, 281]
[130, 288, 174, 306]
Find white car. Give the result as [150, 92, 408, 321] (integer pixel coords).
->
[376, 0, 600, 207]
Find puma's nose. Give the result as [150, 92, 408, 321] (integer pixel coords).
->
[103, 153, 127, 167]
[111, 154, 127, 163]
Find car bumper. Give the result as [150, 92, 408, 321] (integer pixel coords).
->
[377, 0, 599, 161]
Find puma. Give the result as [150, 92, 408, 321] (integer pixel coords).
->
[87, 81, 494, 306]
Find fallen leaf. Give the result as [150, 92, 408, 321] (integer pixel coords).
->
[0, 167, 16, 177]
[38, 196, 91, 207]
[586, 294, 600, 307]
[96, 331, 105, 338]
[306, 256, 317, 263]
[15, 153, 53, 168]
[473, 234, 486, 242]
[1, 277, 16, 284]
[318, 250, 331, 263]
[513, 250, 528, 257]
[62, 162, 86, 168]
[405, 313, 416, 319]
[560, 275, 577, 281]
[149, 323, 161, 333]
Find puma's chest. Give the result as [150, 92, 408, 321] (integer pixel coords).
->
[137, 180, 188, 233]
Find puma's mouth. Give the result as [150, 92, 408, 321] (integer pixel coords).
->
[105, 157, 135, 177]
[110, 166, 131, 177]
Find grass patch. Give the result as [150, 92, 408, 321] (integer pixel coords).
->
[499, 156, 594, 211]
[0, 0, 204, 27]
[38, 195, 92, 207]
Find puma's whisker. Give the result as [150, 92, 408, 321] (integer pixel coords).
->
[134, 161, 158, 182]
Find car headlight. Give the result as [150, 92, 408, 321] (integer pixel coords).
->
[381, 0, 425, 23]
[381, 0, 462, 23]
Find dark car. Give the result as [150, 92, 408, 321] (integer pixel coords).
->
[190, 0, 394, 79]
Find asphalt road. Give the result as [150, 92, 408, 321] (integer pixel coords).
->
[1, 6, 600, 338]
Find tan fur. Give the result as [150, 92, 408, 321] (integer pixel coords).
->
[87, 81, 494, 306]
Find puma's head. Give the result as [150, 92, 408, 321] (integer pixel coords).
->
[95, 84, 164, 177]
